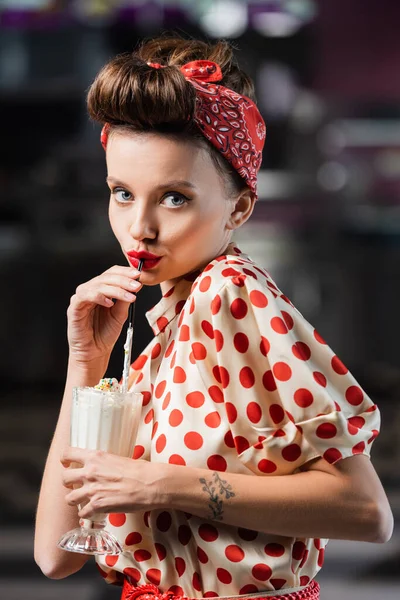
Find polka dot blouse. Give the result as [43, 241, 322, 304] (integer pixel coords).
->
[96, 243, 380, 596]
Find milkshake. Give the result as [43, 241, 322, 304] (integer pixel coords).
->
[58, 379, 143, 555]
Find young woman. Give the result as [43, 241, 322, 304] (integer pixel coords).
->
[34, 36, 393, 600]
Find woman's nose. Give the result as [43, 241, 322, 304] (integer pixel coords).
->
[128, 204, 157, 241]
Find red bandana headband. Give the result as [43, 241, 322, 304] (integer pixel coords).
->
[100, 59, 266, 199]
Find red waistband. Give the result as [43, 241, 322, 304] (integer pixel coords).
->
[121, 580, 320, 600]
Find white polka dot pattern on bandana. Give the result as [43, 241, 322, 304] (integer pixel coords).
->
[95, 243, 380, 596]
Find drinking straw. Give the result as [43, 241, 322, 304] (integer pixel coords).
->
[121, 259, 143, 393]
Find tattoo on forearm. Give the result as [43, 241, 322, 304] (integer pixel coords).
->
[199, 472, 235, 521]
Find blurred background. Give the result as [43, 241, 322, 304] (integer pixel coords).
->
[1, 0, 400, 598]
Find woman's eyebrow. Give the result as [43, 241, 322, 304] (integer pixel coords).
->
[106, 176, 197, 190]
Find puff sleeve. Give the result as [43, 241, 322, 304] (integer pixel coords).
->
[192, 273, 381, 476]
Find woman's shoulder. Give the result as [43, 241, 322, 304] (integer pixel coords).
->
[191, 247, 296, 312]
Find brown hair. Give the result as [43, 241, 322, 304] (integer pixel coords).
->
[87, 34, 256, 196]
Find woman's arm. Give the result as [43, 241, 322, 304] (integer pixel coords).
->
[61, 449, 393, 544]
[34, 357, 108, 579]
[167, 454, 393, 543]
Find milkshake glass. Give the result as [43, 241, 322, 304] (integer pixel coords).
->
[57, 385, 142, 555]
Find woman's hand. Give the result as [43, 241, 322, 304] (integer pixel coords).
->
[60, 447, 161, 518]
[67, 266, 143, 366]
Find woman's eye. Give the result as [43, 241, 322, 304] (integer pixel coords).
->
[113, 188, 132, 203]
[161, 193, 188, 208]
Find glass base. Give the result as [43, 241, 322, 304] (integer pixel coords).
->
[57, 521, 123, 555]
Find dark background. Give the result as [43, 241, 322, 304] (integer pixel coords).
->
[1, 1, 399, 599]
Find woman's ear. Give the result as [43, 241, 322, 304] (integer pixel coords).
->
[226, 189, 256, 230]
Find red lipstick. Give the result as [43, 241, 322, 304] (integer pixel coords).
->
[127, 249, 162, 271]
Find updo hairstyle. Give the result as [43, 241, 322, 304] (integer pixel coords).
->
[87, 36, 256, 197]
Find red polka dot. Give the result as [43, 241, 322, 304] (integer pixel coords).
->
[217, 568, 232, 584]
[232, 274, 246, 287]
[204, 593, 218, 598]
[178, 525, 192, 545]
[155, 380, 166, 398]
[348, 416, 365, 435]
[269, 404, 284, 423]
[109, 513, 126, 527]
[201, 320, 214, 339]
[225, 402, 237, 423]
[146, 569, 161, 585]
[197, 547, 209, 563]
[234, 332, 249, 353]
[211, 294, 221, 315]
[294, 388, 314, 408]
[132, 354, 147, 370]
[273, 362, 292, 381]
[247, 402, 262, 423]
[179, 325, 190, 342]
[224, 430, 235, 448]
[260, 336, 270, 356]
[214, 330, 224, 351]
[199, 276, 212, 292]
[155, 543, 166, 561]
[368, 429, 379, 444]
[212, 365, 230, 388]
[178, 309, 185, 327]
[199, 523, 219, 542]
[165, 340, 174, 358]
[262, 370, 277, 391]
[156, 316, 168, 333]
[125, 531, 143, 546]
[189, 297, 195, 314]
[313, 371, 327, 387]
[238, 366, 254, 388]
[163, 286, 175, 298]
[162, 392, 171, 410]
[151, 343, 161, 360]
[136, 372, 144, 384]
[184, 431, 203, 450]
[186, 391, 205, 408]
[105, 554, 118, 567]
[238, 527, 258, 541]
[192, 342, 207, 360]
[155, 434, 167, 453]
[175, 557, 186, 576]
[169, 454, 186, 466]
[231, 298, 248, 319]
[318, 548, 325, 567]
[332, 355, 348, 374]
[250, 290, 268, 308]
[282, 311, 294, 329]
[156, 511, 171, 532]
[282, 444, 301, 462]
[134, 549, 151, 562]
[123, 567, 141, 583]
[208, 385, 224, 403]
[271, 317, 288, 334]
[222, 267, 242, 278]
[234, 435, 250, 453]
[300, 576, 310, 586]
[207, 454, 227, 471]
[142, 391, 151, 406]
[352, 441, 366, 454]
[151, 421, 158, 439]
[258, 459, 277, 473]
[205, 411, 222, 428]
[324, 447, 343, 464]
[314, 329, 327, 344]
[192, 572, 202, 592]
[316, 423, 337, 439]
[133, 445, 145, 459]
[252, 563, 272, 581]
[271, 579, 287, 590]
[173, 366, 186, 383]
[346, 386, 364, 406]
[175, 299, 186, 315]
[225, 544, 245, 562]
[169, 409, 183, 427]
[144, 408, 154, 424]
[240, 585, 259, 595]
[292, 342, 311, 361]
[265, 543, 285, 557]
[292, 541, 306, 560]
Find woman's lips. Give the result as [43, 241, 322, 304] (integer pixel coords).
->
[128, 255, 162, 271]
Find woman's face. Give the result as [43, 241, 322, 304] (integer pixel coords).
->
[106, 132, 238, 293]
